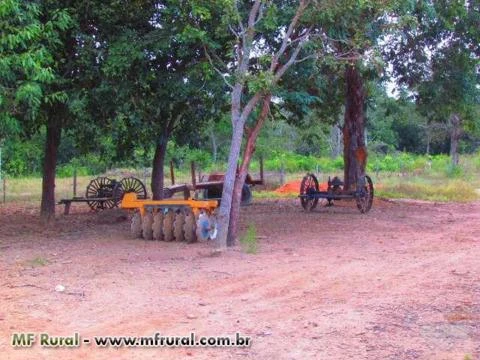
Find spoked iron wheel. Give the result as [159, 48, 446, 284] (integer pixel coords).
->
[120, 177, 147, 200]
[86, 177, 120, 211]
[300, 173, 319, 211]
[356, 175, 374, 213]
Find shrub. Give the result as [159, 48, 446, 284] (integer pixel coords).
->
[240, 224, 258, 254]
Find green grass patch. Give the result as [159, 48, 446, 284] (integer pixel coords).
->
[377, 179, 478, 202]
[254, 191, 297, 199]
[24, 256, 49, 268]
[240, 224, 258, 254]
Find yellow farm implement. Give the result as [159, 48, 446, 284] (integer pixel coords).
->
[121, 193, 219, 242]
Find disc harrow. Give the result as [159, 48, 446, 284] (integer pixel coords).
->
[121, 193, 219, 243]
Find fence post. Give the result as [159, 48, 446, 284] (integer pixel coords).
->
[3, 177, 5, 204]
[170, 160, 175, 185]
[73, 168, 77, 197]
[279, 162, 285, 186]
[143, 168, 147, 190]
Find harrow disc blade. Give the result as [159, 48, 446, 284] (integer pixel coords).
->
[183, 211, 197, 243]
[130, 211, 142, 239]
[173, 211, 186, 242]
[163, 209, 175, 241]
[142, 213, 154, 240]
[152, 211, 164, 241]
[196, 213, 218, 241]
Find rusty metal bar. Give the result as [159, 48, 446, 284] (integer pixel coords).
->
[191, 161, 196, 191]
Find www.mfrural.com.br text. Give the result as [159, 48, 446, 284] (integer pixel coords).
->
[11, 331, 252, 348]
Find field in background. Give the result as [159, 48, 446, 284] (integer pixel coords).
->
[1, 153, 479, 204]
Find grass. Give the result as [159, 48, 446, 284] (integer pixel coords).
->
[1, 153, 479, 204]
[375, 178, 479, 202]
[240, 224, 258, 254]
[24, 256, 49, 268]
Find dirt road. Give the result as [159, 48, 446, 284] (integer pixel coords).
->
[0, 198, 479, 359]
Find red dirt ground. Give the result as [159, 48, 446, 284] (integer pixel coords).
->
[274, 180, 328, 194]
[0, 198, 479, 359]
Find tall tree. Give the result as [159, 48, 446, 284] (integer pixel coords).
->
[99, 0, 225, 200]
[386, 0, 480, 165]
[200, 0, 325, 247]
[316, 0, 406, 190]
[0, 0, 77, 220]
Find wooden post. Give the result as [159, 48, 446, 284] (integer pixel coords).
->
[191, 161, 196, 191]
[73, 168, 77, 197]
[170, 160, 175, 185]
[3, 177, 5, 203]
[279, 162, 285, 186]
[259, 155, 264, 185]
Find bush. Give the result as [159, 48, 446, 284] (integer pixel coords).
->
[444, 164, 464, 178]
[240, 224, 258, 254]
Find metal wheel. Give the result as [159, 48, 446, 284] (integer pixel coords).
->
[173, 210, 186, 242]
[196, 211, 218, 241]
[163, 209, 175, 241]
[300, 173, 319, 211]
[356, 175, 374, 213]
[130, 211, 142, 238]
[86, 177, 119, 210]
[142, 212, 154, 240]
[152, 211, 164, 240]
[120, 177, 147, 199]
[183, 210, 197, 243]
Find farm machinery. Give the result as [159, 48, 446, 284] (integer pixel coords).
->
[120, 160, 264, 242]
[299, 173, 374, 213]
[58, 176, 147, 214]
[121, 193, 219, 242]
[59, 159, 264, 242]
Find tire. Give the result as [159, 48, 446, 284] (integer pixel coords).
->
[240, 184, 252, 206]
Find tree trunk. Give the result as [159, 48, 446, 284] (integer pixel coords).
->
[40, 119, 62, 222]
[216, 113, 246, 249]
[227, 95, 271, 246]
[330, 122, 342, 158]
[151, 138, 168, 200]
[425, 126, 431, 155]
[343, 65, 367, 191]
[449, 113, 461, 166]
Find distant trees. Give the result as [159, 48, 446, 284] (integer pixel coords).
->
[386, 0, 480, 166]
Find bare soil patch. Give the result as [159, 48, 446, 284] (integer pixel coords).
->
[0, 198, 479, 359]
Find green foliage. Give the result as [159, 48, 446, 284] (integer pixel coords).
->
[240, 224, 258, 254]
[0, 0, 74, 130]
[444, 164, 464, 179]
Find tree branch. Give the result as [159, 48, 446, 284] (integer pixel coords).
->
[204, 46, 234, 89]
[270, 0, 310, 72]
[240, 92, 263, 122]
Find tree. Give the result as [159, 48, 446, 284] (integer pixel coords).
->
[0, 0, 77, 221]
[315, 0, 407, 190]
[386, 0, 480, 165]
[98, 0, 226, 200]
[199, 0, 325, 247]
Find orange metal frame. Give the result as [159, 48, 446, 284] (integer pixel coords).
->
[121, 193, 218, 216]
